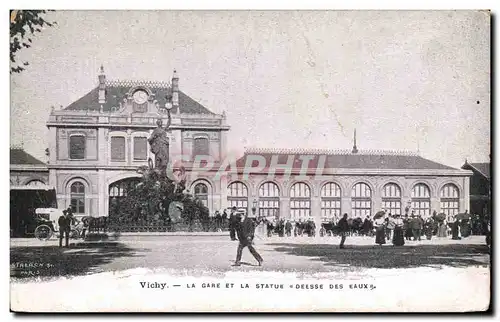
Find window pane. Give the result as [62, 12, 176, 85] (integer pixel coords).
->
[133, 137, 148, 160]
[194, 182, 208, 205]
[70, 182, 85, 214]
[69, 135, 86, 159]
[321, 183, 341, 222]
[382, 183, 401, 215]
[71, 182, 82, 193]
[412, 183, 429, 198]
[440, 184, 459, 221]
[193, 138, 209, 158]
[228, 182, 248, 210]
[111, 137, 126, 161]
[259, 182, 280, 197]
[290, 183, 311, 221]
[321, 182, 341, 198]
[352, 183, 371, 218]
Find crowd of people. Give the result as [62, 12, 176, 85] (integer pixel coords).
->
[213, 207, 491, 248]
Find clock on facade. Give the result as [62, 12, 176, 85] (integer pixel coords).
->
[133, 90, 148, 105]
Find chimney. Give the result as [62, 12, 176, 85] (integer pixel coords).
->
[172, 69, 179, 108]
[98, 65, 106, 104]
[352, 129, 358, 154]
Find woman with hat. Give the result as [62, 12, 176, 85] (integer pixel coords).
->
[373, 214, 386, 245]
[392, 214, 405, 246]
[424, 217, 434, 240]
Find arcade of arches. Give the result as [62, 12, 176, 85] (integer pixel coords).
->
[54, 173, 467, 226]
[225, 179, 463, 223]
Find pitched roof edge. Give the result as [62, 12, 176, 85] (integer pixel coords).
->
[464, 162, 490, 179]
[244, 147, 420, 156]
[10, 148, 46, 165]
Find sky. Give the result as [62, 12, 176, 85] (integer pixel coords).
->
[10, 10, 490, 168]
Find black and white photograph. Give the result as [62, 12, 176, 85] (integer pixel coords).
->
[8, 8, 491, 312]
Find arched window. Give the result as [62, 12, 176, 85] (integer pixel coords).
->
[440, 183, 459, 221]
[290, 182, 311, 220]
[351, 182, 372, 218]
[411, 183, 431, 217]
[194, 182, 209, 208]
[321, 182, 341, 223]
[70, 182, 85, 214]
[227, 182, 248, 209]
[258, 182, 280, 219]
[26, 180, 46, 186]
[382, 183, 402, 216]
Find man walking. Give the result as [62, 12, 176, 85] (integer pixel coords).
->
[234, 211, 263, 266]
[58, 210, 71, 247]
[338, 213, 349, 249]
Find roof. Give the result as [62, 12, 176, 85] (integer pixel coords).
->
[233, 148, 457, 172]
[10, 148, 45, 165]
[64, 80, 214, 115]
[462, 162, 490, 179]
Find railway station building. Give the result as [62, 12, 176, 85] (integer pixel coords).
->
[42, 68, 473, 224]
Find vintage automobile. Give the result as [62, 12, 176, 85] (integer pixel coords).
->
[10, 184, 87, 240]
[32, 208, 62, 240]
[34, 208, 86, 241]
[10, 185, 57, 238]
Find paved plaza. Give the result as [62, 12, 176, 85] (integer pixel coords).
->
[10, 234, 491, 312]
[10, 234, 490, 279]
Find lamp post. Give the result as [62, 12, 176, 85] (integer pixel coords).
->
[165, 100, 173, 111]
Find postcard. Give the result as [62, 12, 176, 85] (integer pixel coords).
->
[9, 10, 490, 312]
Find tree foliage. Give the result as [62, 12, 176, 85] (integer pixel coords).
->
[10, 10, 56, 74]
[108, 166, 210, 231]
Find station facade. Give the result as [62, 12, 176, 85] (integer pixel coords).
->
[44, 68, 473, 224]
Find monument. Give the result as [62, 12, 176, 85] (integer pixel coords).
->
[148, 108, 172, 171]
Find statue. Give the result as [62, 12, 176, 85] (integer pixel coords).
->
[148, 109, 172, 171]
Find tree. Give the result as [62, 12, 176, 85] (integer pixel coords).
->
[10, 10, 56, 74]
[109, 165, 210, 232]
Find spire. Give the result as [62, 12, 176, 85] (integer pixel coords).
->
[98, 64, 106, 104]
[172, 68, 179, 110]
[352, 129, 358, 154]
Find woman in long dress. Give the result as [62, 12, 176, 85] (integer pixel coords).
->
[424, 218, 433, 240]
[392, 214, 405, 246]
[437, 220, 447, 237]
[374, 216, 386, 245]
[451, 217, 461, 240]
